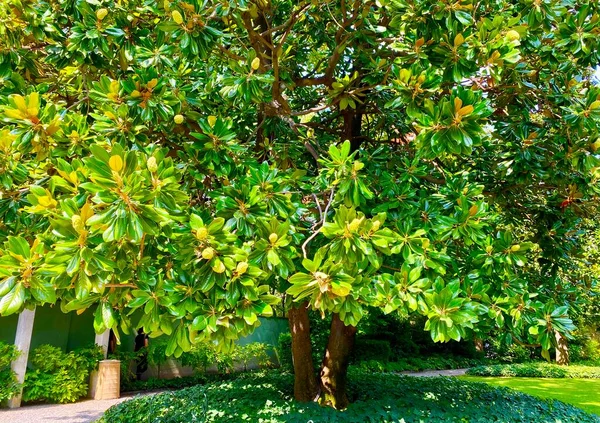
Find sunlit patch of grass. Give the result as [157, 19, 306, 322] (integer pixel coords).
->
[460, 376, 600, 415]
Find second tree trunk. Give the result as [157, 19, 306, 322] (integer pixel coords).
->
[319, 313, 357, 409]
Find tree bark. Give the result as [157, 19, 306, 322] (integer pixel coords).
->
[555, 330, 569, 365]
[319, 313, 357, 409]
[474, 337, 484, 353]
[288, 302, 319, 401]
[342, 109, 363, 153]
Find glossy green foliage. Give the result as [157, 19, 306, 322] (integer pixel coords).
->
[0, 341, 20, 406]
[0, 0, 598, 360]
[98, 371, 600, 423]
[22, 344, 103, 404]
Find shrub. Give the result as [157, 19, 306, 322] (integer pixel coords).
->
[277, 332, 293, 372]
[122, 374, 230, 392]
[485, 337, 534, 363]
[22, 344, 104, 404]
[357, 355, 487, 373]
[99, 371, 600, 423]
[467, 363, 600, 379]
[352, 339, 392, 363]
[0, 342, 20, 406]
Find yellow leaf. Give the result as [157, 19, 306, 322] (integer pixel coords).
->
[12, 95, 27, 112]
[109, 80, 119, 94]
[109, 155, 124, 172]
[453, 97, 463, 112]
[457, 105, 474, 117]
[4, 109, 25, 120]
[69, 171, 79, 184]
[172, 10, 184, 25]
[454, 33, 464, 47]
[80, 203, 94, 223]
[38, 196, 57, 208]
[27, 92, 40, 109]
[147, 78, 158, 89]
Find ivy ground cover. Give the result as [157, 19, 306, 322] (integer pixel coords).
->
[461, 376, 600, 415]
[99, 372, 600, 423]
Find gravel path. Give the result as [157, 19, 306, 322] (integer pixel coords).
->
[0, 392, 155, 423]
[0, 370, 467, 423]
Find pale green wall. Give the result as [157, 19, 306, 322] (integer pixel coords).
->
[0, 307, 288, 355]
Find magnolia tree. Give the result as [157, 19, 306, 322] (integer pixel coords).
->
[1, 0, 599, 408]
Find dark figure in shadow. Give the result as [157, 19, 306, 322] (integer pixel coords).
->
[134, 328, 149, 380]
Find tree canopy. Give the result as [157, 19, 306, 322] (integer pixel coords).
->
[1, 0, 599, 406]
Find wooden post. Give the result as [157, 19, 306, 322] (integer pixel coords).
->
[8, 308, 36, 409]
[95, 330, 111, 358]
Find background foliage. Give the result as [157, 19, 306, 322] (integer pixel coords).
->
[0, 341, 20, 406]
[0, 0, 599, 363]
[22, 344, 103, 404]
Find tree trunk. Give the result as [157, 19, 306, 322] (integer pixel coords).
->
[342, 109, 363, 153]
[288, 302, 319, 401]
[319, 313, 357, 409]
[474, 337, 484, 353]
[555, 330, 569, 365]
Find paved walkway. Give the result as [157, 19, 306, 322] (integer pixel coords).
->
[0, 371, 467, 423]
[402, 368, 468, 377]
[0, 392, 155, 423]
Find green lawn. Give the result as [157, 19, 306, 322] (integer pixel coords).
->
[460, 376, 600, 416]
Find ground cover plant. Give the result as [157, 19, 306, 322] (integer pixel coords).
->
[467, 363, 600, 379]
[0, 341, 20, 406]
[1, 0, 600, 411]
[99, 372, 600, 423]
[461, 376, 600, 416]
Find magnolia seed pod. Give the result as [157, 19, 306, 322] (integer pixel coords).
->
[202, 247, 215, 260]
[269, 233, 278, 243]
[506, 30, 520, 41]
[236, 261, 249, 274]
[71, 215, 84, 231]
[212, 260, 226, 273]
[196, 227, 208, 240]
[96, 8, 108, 21]
[147, 157, 158, 172]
